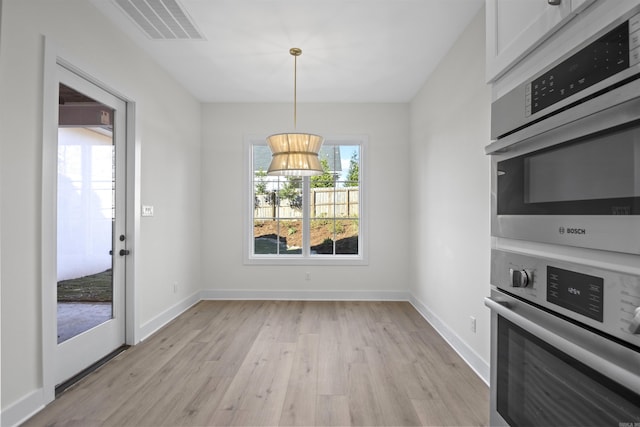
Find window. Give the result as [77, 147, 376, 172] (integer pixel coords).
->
[247, 137, 365, 264]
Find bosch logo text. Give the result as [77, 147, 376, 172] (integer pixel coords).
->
[559, 227, 586, 235]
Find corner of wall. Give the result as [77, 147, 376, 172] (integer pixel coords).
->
[1, 389, 46, 427]
[409, 293, 489, 385]
[138, 291, 202, 342]
[407, 4, 491, 386]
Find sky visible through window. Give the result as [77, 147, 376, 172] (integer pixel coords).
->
[338, 145, 358, 184]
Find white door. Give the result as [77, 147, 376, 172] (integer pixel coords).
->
[55, 65, 127, 385]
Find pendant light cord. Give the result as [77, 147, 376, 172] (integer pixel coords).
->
[294, 53, 297, 129]
[290, 47, 302, 130]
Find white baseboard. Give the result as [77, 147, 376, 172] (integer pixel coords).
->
[409, 294, 490, 386]
[1, 389, 45, 427]
[199, 289, 410, 301]
[138, 292, 201, 341]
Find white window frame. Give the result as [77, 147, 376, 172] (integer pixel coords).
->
[244, 135, 368, 265]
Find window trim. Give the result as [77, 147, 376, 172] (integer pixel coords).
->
[244, 134, 368, 265]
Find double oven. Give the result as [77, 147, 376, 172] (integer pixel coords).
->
[486, 6, 640, 426]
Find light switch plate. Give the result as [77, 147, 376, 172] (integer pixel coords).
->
[141, 205, 154, 217]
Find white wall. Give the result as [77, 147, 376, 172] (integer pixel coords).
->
[0, 0, 201, 416]
[0, 0, 4, 417]
[201, 103, 411, 297]
[408, 8, 491, 380]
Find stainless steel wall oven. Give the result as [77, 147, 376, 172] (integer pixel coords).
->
[486, 251, 640, 426]
[487, 9, 640, 254]
[486, 6, 640, 427]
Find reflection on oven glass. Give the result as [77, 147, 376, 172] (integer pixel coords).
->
[497, 317, 640, 426]
[524, 129, 640, 204]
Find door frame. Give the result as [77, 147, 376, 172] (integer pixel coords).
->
[41, 37, 139, 404]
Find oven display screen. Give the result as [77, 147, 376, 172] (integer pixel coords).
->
[547, 266, 603, 322]
[529, 21, 629, 115]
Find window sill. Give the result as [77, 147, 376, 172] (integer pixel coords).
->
[244, 255, 368, 266]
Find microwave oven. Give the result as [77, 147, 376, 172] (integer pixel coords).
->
[486, 8, 640, 255]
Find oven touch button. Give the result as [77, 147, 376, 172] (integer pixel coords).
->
[510, 269, 533, 288]
[630, 307, 640, 334]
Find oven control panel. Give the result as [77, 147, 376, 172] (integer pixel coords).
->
[547, 266, 603, 322]
[490, 6, 640, 141]
[491, 249, 640, 347]
[526, 17, 634, 116]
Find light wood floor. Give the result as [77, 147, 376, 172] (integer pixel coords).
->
[24, 300, 488, 426]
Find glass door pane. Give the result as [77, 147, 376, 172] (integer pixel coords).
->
[57, 84, 115, 343]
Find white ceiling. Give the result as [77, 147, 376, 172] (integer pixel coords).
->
[92, 0, 484, 103]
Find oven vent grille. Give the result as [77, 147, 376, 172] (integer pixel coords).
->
[113, 0, 204, 40]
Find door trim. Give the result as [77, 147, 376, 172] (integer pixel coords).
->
[41, 36, 139, 404]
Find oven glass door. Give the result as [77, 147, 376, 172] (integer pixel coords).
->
[496, 316, 640, 426]
[497, 120, 640, 215]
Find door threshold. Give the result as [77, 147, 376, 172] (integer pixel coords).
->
[55, 345, 130, 397]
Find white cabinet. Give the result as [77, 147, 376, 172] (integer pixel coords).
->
[486, 0, 596, 82]
[570, 0, 594, 11]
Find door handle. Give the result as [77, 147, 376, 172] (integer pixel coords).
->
[119, 249, 130, 256]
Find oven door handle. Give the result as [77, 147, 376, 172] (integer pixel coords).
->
[485, 296, 640, 395]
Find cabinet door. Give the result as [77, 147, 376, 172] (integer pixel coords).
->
[486, 0, 572, 82]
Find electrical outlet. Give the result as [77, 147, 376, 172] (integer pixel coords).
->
[305, 272, 311, 281]
[173, 282, 178, 293]
[470, 316, 477, 333]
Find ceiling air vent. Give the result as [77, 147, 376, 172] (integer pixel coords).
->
[113, 0, 204, 40]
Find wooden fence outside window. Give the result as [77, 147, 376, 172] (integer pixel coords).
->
[254, 187, 359, 219]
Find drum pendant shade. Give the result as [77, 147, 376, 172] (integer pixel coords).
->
[266, 133, 324, 176]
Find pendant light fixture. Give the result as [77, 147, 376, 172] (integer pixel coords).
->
[267, 48, 324, 176]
